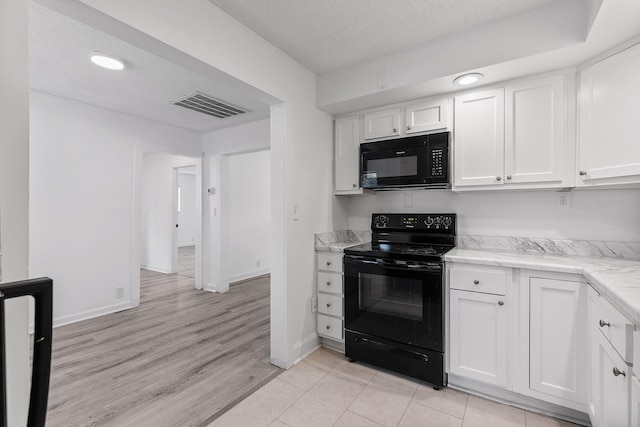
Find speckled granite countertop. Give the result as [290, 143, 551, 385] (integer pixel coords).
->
[446, 248, 640, 326]
[314, 230, 371, 252]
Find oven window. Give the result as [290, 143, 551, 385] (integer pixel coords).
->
[367, 156, 417, 178]
[358, 273, 423, 321]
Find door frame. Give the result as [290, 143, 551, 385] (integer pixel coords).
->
[132, 141, 203, 307]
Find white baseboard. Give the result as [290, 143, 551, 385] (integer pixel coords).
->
[203, 282, 228, 293]
[291, 333, 321, 366]
[229, 269, 270, 284]
[140, 263, 172, 274]
[53, 300, 135, 328]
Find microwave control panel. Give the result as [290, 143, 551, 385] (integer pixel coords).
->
[430, 148, 445, 177]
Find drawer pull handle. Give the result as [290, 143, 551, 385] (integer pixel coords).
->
[326, 281, 331, 286]
[326, 303, 332, 308]
[498, 301, 504, 306]
[599, 320, 611, 328]
[473, 280, 479, 285]
[326, 325, 331, 330]
[326, 261, 332, 266]
[613, 367, 626, 377]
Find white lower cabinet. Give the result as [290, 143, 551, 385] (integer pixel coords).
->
[589, 328, 631, 427]
[523, 274, 588, 410]
[588, 286, 634, 427]
[449, 289, 508, 387]
[316, 251, 344, 342]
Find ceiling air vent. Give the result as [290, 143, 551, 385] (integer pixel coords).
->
[173, 92, 248, 119]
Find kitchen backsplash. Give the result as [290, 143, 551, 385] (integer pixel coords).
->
[458, 235, 640, 260]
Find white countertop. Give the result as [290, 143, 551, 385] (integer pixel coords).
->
[446, 248, 640, 326]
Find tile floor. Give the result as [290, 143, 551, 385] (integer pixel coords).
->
[209, 347, 580, 427]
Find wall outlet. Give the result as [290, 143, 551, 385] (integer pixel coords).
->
[116, 287, 125, 299]
[311, 297, 318, 313]
[256, 260, 261, 268]
[404, 194, 413, 208]
[559, 192, 572, 209]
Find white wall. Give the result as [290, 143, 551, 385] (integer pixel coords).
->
[0, 0, 30, 424]
[29, 91, 202, 326]
[228, 150, 271, 282]
[48, 0, 345, 368]
[177, 171, 197, 247]
[203, 119, 271, 292]
[348, 188, 640, 242]
[141, 153, 196, 273]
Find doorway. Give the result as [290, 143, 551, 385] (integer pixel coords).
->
[175, 165, 197, 278]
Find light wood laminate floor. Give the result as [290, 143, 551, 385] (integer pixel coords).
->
[46, 250, 279, 427]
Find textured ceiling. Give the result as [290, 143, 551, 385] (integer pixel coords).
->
[29, 3, 272, 133]
[208, 0, 559, 74]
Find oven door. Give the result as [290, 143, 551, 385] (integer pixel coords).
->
[343, 255, 443, 351]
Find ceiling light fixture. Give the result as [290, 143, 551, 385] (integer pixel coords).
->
[453, 73, 484, 86]
[89, 52, 126, 71]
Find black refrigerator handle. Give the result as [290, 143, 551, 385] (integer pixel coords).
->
[0, 277, 53, 427]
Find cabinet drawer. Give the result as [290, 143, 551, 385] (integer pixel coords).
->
[316, 252, 343, 273]
[318, 293, 343, 317]
[317, 271, 342, 294]
[318, 314, 343, 340]
[449, 264, 509, 295]
[591, 292, 635, 363]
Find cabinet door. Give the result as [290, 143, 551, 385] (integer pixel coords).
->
[405, 99, 447, 134]
[590, 329, 631, 427]
[454, 88, 505, 187]
[529, 277, 587, 407]
[334, 116, 361, 193]
[505, 76, 567, 185]
[364, 108, 400, 140]
[449, 289, 508, 387]
[578, 44, 640, 185]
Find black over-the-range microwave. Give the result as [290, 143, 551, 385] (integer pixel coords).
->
[360, 131, 450, 190]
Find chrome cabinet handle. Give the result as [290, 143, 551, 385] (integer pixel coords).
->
[506, 175, 512, 180]
[579, 171, 587, 176]
[498, 301, 504, 306]
[496, 176, 502, 181]
[613, 367, 626, 377]
[599, 319, 611, 327]
[473, 280, 479, 285]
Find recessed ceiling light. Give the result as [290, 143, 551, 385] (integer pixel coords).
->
[453, 73, 484, 86]
[90, 52, 125, 71]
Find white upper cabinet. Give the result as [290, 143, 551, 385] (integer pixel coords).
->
[454, 88, 505, 187]
[454, 75, 572, 191]
[505, 75, 568, 185]
[363, 108, 400, 140]
[405, 99, 447, 134]
[578, 43, 640, 187]
[334, 116, 362, 194]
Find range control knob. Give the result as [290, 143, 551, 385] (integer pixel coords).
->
[374, 215, 390, 228]
[424, 216, 434, 227]
[443, 217, 452, 228]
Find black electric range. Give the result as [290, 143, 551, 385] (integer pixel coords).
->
[343, 213, 456, 388]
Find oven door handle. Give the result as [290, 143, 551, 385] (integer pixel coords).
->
[355, 337, 429, 362]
